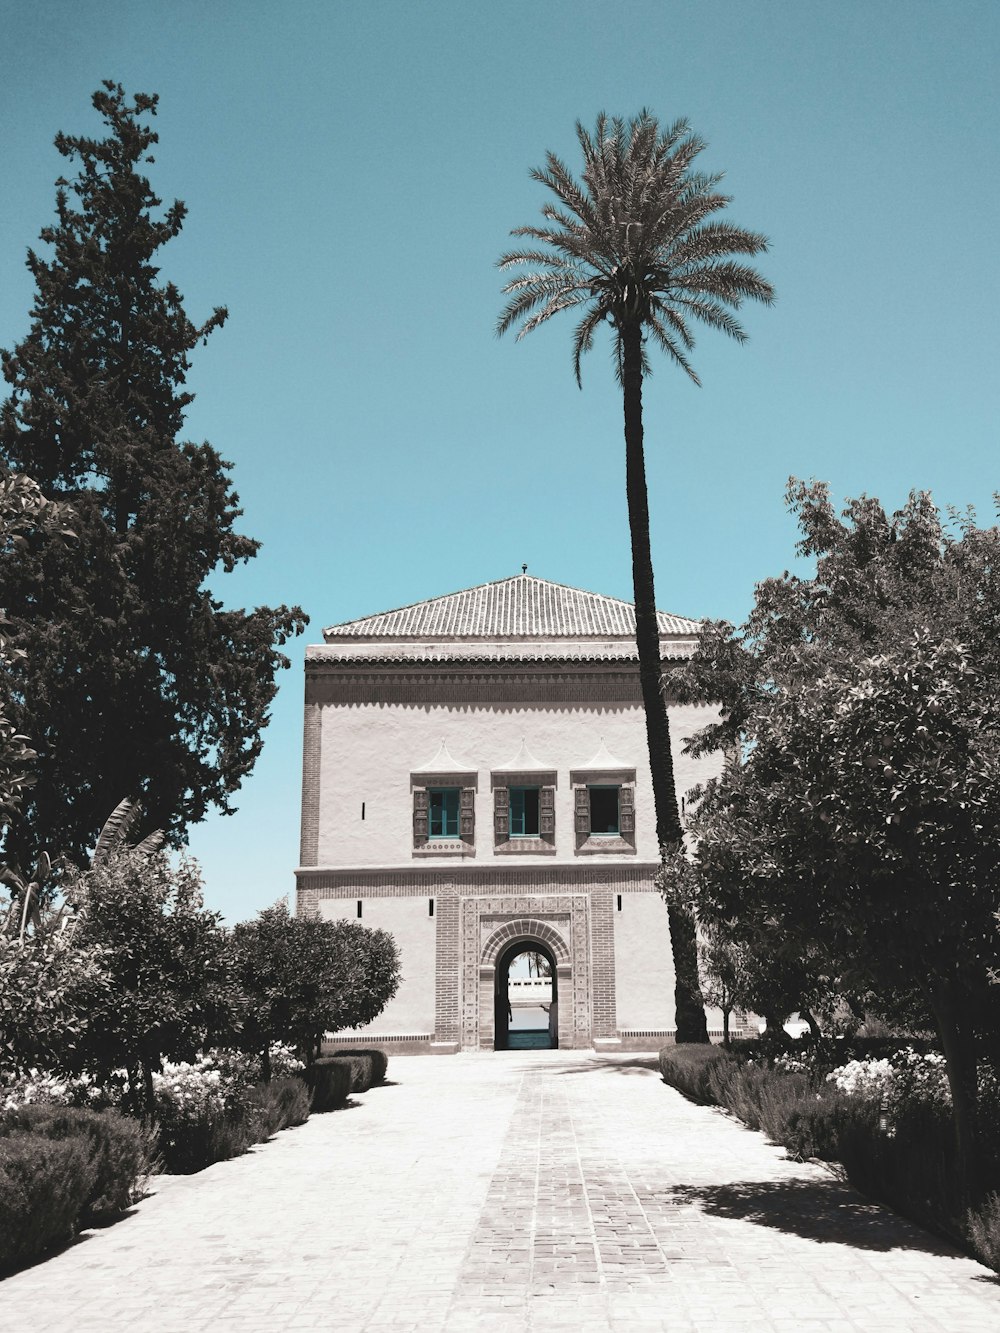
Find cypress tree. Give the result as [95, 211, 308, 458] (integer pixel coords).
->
[0, 82, 307, 864]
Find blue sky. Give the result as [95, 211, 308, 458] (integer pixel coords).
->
[2, 1, 998, 922]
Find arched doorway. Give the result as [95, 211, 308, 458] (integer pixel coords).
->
[493, 939, 559, 1051]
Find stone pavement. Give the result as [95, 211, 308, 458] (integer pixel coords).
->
[2, 1051, 999, 1332]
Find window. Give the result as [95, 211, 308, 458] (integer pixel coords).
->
[509, 786, 540, 836]
[571, 774, 636, 854]
[412, 781, 475, 853]
[588, 785, 619, 835]
[492, 777, 556, 853]
[428, 787, 460, 838]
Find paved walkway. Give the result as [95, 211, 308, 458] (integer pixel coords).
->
[2, 1051, 998, 1331]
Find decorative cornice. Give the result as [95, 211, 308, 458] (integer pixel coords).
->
[294, 862, 659, 890]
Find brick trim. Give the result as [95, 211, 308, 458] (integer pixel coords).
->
[299, 701, 321, 865]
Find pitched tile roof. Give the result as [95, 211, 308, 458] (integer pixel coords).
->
[323, 574, 701, 641]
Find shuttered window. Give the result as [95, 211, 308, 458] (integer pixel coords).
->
[509, 787, 540, 836]
[588, 785, 620, 835]
[429, 788, 460, 837]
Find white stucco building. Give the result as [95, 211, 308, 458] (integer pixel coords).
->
[295, 573, 725, 1052]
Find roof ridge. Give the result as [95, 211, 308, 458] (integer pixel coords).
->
[324, 573, 702, 638]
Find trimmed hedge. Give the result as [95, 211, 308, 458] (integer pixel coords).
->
[155, 1098, 260, 1175]
[658, 1044, 735, 1102]
[301, 1058, 353, 1112]
[0, 1134, 95, 1270]
[0, 1105, 155, 1222]
[0, 1105, 156, 1271]
[658, 1041, 1000, 1267]
[323, 1049, 389, 1093]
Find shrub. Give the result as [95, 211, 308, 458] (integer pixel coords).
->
[252, 1077, 312, 1137]
[968, 1193, 1000, 1273]
[780, 1088, 872, 1162]
[0, 1133, 95, 1270]
[301, 1058, 353, 1112]
[1, 1068, 105, 1111]
[151, 1055, 259, 1174]
[154, 1101, 258, 1175]
[325, 1049, 389, 1094]
[1, 1104, 156, 1220]
[713, 1063, 817, 1142]
[658, 1045, 735, 1102]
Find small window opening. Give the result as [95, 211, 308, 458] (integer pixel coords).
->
[617, 894, 622, 912]
[429, 898, 435, 917]
[428, 787, 461, 838]
[361, 801, 366, 820]
[509, 786, 540, 836]
[588, 785, 620, 835]
[356, 900, 362, 919]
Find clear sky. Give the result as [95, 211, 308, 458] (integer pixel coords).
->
[2, 1, 998, 923]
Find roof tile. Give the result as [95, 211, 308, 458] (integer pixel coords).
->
[323, 574, 700, 641]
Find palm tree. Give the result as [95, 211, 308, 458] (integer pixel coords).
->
[497, 112, 773, 1042]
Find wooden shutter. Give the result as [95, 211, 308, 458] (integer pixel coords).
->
[494, 785, 509, 840]
[574, 786, 590, 835]
[460, 786, 475, 838]
[413, 788, 428, 843]
[619, 785, 635, 834]
[539, 785, 555, 836]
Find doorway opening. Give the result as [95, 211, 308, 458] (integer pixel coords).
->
[494, 940, 558, 1051]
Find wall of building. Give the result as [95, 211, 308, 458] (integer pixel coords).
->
[312, 699, 720, 869]
[318, 895, 437, 1035]
[613, 891, 676, 1031]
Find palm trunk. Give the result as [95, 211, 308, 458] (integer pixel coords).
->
[621, 320, 708, 1044]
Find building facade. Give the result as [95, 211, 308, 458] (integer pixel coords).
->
[295, 574, 725, 1052]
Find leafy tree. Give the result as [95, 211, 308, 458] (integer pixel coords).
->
[0, 83, 306, 866]
[497, 112, 773, 1041]
[0, 471, 75, 825]
[232, 902, 400, 1075]
[69, 849, 236, 1109]
[0, 882, 108, 1077]
[679, 483, 1000, 1207]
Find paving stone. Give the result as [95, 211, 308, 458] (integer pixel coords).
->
[0, 1050, 998, 1330]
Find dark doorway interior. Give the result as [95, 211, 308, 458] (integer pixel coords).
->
[493, 939, 558, 1051]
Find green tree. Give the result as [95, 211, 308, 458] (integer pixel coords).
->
[679, 483, 1000, 1207]
[69, 849, 236, 1109]
[0, 83, 306, 866]
[497, 112, 774, 1040]
[0, 471, 75, 826]
[0, 883, 109, 1078]
[232, 902, 400, 1075]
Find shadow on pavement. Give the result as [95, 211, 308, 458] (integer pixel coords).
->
[538, 1055, 662, 1077]
[667, 1180, 959, 1256]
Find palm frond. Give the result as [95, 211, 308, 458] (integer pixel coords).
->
[93, 796, 142, 866]
[645, 312, 702, 385]
[670, 294, 748, 340]
[132, 828, 165, 857]
[497, 109, 773, 386]
[571, 306, 606, 387]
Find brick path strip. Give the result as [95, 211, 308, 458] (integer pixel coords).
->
[2, 1051, 998, 1331]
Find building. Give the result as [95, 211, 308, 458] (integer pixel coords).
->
[295, 573, 726, 1052]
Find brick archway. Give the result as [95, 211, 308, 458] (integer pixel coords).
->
[480, 917, 570, 968]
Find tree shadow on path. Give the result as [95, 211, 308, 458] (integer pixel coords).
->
[540, 1055, 662, 1077]
[666, 1180, 960, 1257]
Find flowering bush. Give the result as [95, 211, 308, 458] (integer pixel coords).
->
[827, 1056, 897, 1103]
[1, 1068, 104, 1111]
[772, 1052, 814, 1077]
[267, 1044, 305, 1078]
[151, 1046, 311, 1173]
[827, 1048, 950, 1115]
